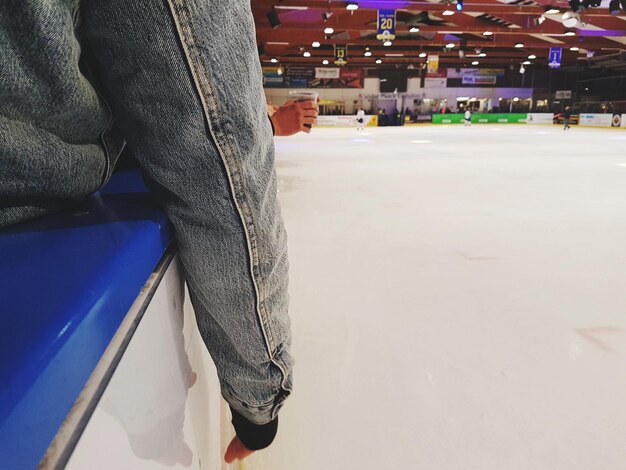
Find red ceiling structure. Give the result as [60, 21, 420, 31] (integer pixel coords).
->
[252, 0, 626, 69]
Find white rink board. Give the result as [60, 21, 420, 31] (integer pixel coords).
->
[579, 113, 613, 127]
[317, 115, 373, 127]
[526, 113, 554, 125]
[66, 259, 235, 470]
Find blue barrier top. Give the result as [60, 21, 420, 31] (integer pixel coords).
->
[0, 170, 173, 469]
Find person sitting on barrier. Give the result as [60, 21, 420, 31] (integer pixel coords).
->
[1, 0, 293, 463]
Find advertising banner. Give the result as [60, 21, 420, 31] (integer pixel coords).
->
[317, 115, 376, 127]
[527, 113, 555, 125]
[432, 113, 528, 124]
[408, 114, 433, 124]
[315, 68, 341, 79]
[282, 66, 314, 88]
[376, 10, 396, 41]
[309, 67, 363, 88]
[611, 113, 622, 127]
[579, 114, 613, 127]
[424, 77, 446, 88]
[462, 74, 496, 85]
[262, 66, 284, 87]
[460, 68, 504, 85]
[334, 45, 347, 66]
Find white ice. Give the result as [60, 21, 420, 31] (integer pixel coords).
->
[247, 125, 626, 470]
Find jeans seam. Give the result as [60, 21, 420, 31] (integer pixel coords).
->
[77, 4, 119, 191]
[165, 1, 287, 385]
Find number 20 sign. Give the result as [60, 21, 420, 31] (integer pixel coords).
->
[376, 10, 396, 41]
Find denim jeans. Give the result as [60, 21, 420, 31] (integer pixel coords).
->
[0, 0, 293, 428]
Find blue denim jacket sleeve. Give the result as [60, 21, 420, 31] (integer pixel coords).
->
[0, 0, 294, 433]
[81, 0, 294, 427]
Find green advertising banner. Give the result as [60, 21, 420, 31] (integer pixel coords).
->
[432, 113, 528, 124]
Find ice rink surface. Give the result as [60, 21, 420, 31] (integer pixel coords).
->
[246, 125, 626, 470]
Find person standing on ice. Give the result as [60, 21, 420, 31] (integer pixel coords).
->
[563, 106, 572, 130]
[464, 108, 472, 127]
[356, 107, 366, 131]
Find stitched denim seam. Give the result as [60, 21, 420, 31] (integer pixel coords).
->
[165, 1, 285, 383]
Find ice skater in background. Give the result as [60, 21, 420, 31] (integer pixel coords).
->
[563, 106, 572, 130]
[464, 108, 472, 127]
[356, 107, 366, 131]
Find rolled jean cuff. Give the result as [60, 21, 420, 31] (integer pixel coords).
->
[230, 407, 278, 450]
[222, 383, 291, 424]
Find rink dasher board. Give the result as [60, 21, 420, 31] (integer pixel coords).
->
[45, 254, 231, 470]
[316, 115, 377, 127]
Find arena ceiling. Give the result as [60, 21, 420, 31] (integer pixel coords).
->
[252, 0, 626, 70]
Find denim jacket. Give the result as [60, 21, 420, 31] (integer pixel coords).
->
[1, 0, 293, 449]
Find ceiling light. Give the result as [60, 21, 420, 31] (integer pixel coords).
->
[322, 59, 329, 65]
[564, 31, 576, 36]
[375, 58, 382, 64]
[275, 6, 309, 10]
[570, 46, 579, 51]
[528, 54, 537, 59]
[442, 10, 455, 16]
[537, 15, 546, 25]
[483, 31, 493, 36]
[267, 42, 289, 45]
[324, 27, 334, 34]
[385, 53, 405, 57]
[270, 57, 278, 63]
[562, 12, 579, 28]
[545, 7, 560, 14]
[519, 65, 525, 74]
[513, 97, 520, 102]
[410, 26, 420, 33]
[346, 2, 359, 11]
[522, 60, 531, 65]
[446, 43, 455, 48]
[312, 41, 321, 47]
[277, 66, 284, 76]
[384, 40, 392, 46]
[322, 11, 333, 21]
[364, 51, 372, 56]
[478, 52, 487, 57]
[471, 61, 479, 65]
[515, 43, 524, 48]
[419, 52, 427, 58]
[303, 51, 311, 57]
